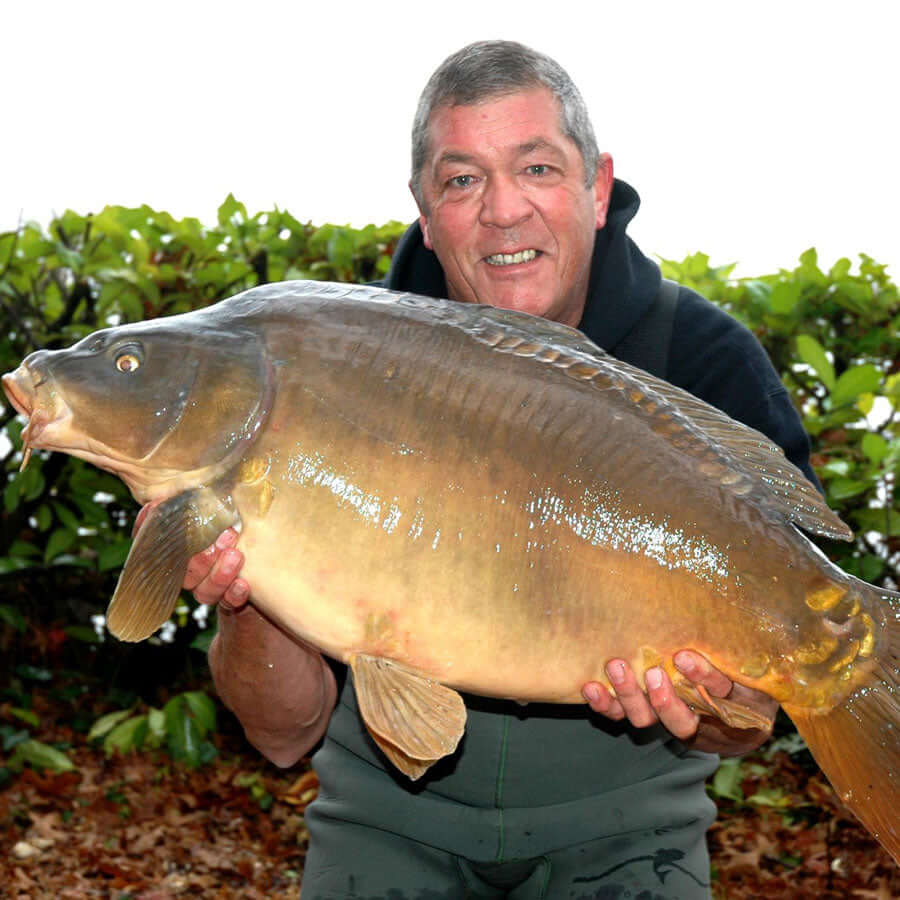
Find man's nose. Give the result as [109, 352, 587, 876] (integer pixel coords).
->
[478, 174, 532, 228]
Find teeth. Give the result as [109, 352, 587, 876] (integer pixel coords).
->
[485, 249, 538, 266]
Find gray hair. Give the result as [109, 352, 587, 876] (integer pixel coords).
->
[410, 41, 600, 208]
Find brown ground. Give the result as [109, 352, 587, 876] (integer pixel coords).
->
[2, 687, 898, 899]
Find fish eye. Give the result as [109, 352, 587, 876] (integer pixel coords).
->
[115, 352, 141, 373]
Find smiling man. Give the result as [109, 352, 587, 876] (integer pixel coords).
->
[180, 41, 817, 898]
[414, 86, 607, 326]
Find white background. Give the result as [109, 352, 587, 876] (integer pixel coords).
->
[3, 1, 897, 278]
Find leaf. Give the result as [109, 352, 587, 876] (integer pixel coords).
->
[51, 501, 83, 533]
[43, 528, 77, 563]
[856, 392, 875, 415]
[0, 557, 32, 574]
[746, 786, 792, 807]
[769, 281, 801, 315]
[103, 715, 149, 756]
[830, 364, 881, 408]
[183, 692, 217, 737]
[829, 257, 852, 279]
[218, 193, 248, 227]
[326, 229, 355, 270]
[64, 625, 101, 644]
[859, 554, 885, 583]
[710, 758, 744, 802]
[165, 699, 201, 767]
[147, 708, 166, 748]
[8, 539, 41, 558]
[821, 459, 852, 478]
[19, 465, 46, 502]
[34, 504, 53, 531]
[795, 335, 835, 390]
[9, 707, 39, 727]
[828, 478, 869, 502]
[3, 480, 19, 513]
[862, 432, 889, 464]
[9, 739, 75, 773]
[98, 540, 131, 572]
[88, 709, 135, 742]
[853, 507, 900, 537]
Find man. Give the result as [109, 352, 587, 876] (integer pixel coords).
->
[179, 42, 810, 897]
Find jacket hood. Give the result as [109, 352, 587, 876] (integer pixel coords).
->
[382, 178, 661, 352]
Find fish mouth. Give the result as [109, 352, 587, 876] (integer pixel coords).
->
[2, 366, 57, 469]
[2, 368, 36, 418]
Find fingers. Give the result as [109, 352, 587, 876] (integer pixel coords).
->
[583, 659, 700, 741]
[184, 529, 250, 610]
[582, 681, 626, 721]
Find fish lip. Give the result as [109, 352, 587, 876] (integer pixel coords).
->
[2, 370, 35, 418]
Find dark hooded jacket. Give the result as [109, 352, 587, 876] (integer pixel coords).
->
[305, 179, 814, 862]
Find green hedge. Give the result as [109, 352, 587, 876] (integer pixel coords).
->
[0, 198, 897, 645]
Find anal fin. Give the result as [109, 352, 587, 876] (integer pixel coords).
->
[106, 486, 238, 642]
[350, 654, 466, 780]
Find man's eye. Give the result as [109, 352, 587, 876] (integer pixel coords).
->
[526, 164, 549, 176]
[448, 174, 475, 189]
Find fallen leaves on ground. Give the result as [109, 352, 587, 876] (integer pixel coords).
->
[2, 686, 898, 898]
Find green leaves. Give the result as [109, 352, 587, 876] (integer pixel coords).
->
[830, 364, 881, 409]
[663, 249, 899, 591]
[7, 739, 76, 774]
[163, 692, 217, 768]
[796, 335, 835, 390]
[88, 691, 218, 769]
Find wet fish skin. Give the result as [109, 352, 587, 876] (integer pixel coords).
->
[2, 280, 898, 863]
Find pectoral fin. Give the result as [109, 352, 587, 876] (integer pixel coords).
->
[673, 678, 774, 731]
[350, 654, 466, 780]
[106, 486, 239, 642]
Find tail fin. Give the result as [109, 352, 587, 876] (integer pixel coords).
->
[784, 584, 900, 866]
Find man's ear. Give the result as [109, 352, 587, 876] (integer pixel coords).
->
[409, 179, 434, 250]
[593, 153, 614, 230]
[419, 215, 433, 250]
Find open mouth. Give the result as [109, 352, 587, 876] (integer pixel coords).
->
[484, 249, 541, 267]
[2, 368, 53, 470]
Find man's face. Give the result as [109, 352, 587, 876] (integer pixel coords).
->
[414, 87, 612, 326]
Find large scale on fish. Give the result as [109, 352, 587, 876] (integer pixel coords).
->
[3, 281, 899, 863]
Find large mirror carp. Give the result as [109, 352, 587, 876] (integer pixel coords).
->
[3, 281, 898, 863]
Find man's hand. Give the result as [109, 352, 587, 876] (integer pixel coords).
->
[133, 504, 336, 767]
[183, 529, 250, 610]
[582, 650, 777, 757]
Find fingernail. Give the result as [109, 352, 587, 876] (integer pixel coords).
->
[675, 652, 695, 674]
[607, 661, 625, 685]
[231, 581, 249, 601]
[646, 667, 663, 690]
[216, 530, 237, 550]
[583, 684, 600, 703]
